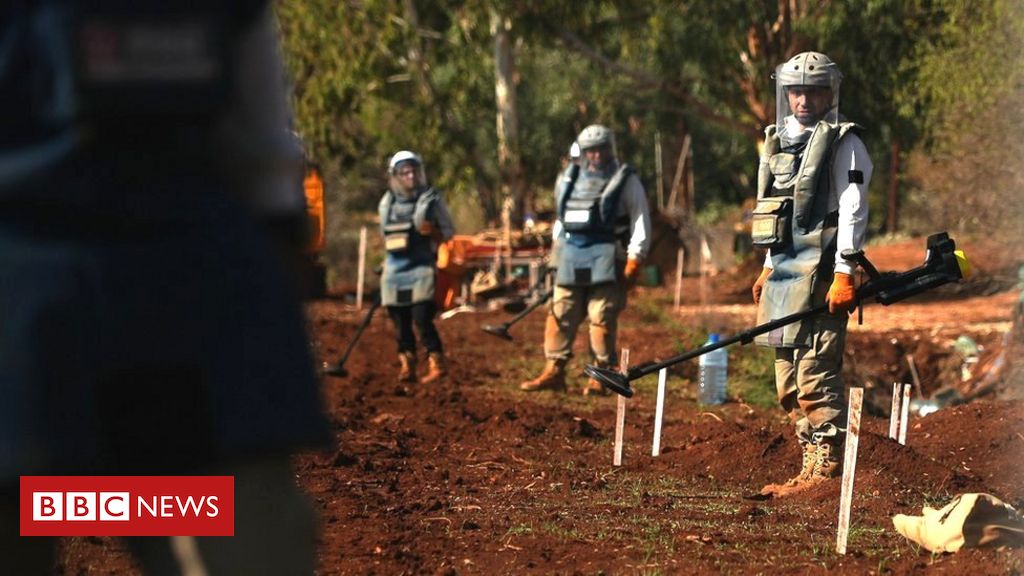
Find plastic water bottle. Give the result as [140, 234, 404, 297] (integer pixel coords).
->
[698, 333, 728, 405]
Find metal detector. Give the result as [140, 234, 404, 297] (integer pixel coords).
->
[585, 232, 969, 397]
[481, 288, 553, 341]
[322, 296, 382, 378]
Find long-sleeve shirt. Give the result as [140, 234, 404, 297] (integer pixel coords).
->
[765, 133, 872, 274]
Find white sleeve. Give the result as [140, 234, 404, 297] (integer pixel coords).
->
[621, 175, 652, 260]
[832, 134, 872, 275]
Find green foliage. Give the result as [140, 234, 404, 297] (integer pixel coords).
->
[277, 0, 1023, 245]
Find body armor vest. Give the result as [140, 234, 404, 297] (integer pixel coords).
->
[378, 188, 439, 306]
[753, 120, 861, 347]
[554, 163, 633, 287]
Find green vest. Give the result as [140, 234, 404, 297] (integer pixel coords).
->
[753, 120, 861, 347]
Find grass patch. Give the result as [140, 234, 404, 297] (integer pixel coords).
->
[726, 345, 777, 409]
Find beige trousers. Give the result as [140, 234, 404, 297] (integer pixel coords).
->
[544, 282, 627, 365]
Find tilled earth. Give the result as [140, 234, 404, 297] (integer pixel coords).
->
[59, 238, 1024, 574]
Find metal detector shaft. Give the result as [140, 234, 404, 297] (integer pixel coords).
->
[584, 232, 967, 397]
[505, 288, 552, 326]
[334, 296, 382, 367]
[630, 304, 827, 381]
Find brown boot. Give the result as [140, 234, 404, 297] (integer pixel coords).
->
[420, 352, 447, 384]
[582, 361, 613, 396]
[519, 360, 567, 392]
[397, 351, 417, 383]
[760, 442, 817, 497]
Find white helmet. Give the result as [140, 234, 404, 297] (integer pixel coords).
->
[388, 150, 423, 174]
[576, 124, 615, 151]
[773, 51, 842, 144]
[388, 150, 426, 190]
[575, 124, 618, 168]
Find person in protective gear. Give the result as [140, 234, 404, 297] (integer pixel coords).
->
[751, 52, 873, 497]
[379, 151, 455, 384]
[0, 2, 330, 574]
[520, 125, 651, 395]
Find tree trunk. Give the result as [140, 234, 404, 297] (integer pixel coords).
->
[402, 0, 498, 220]
[887, 138, 901, 234]
[491, 9, 525, 224]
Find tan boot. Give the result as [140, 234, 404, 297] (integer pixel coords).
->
[519, 360, 567, 392]
[582, 361, 613, 396]
[760, 442, 817, 497]
[806, 441, 842, 483]
[397, 352, 417, 383]
[420, 352, 447, 384]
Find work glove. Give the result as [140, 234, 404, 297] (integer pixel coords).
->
[826, 272, 856, 314]
[623, 258, 641, 282]
[752, 267, 772, 305]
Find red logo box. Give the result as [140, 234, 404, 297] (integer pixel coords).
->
[20, 476, 234, 536]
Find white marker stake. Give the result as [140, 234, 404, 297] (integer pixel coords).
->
[836, 387, 864, 555]
[674, 247, 684, 310]
[888, 382, 901, 440]
[652, 368, 668, 456]
[614, 349, 630, 467]
[356, 226, 368, 309]
[898, 383, 911, 445]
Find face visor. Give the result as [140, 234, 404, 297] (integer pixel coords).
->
[388, 151, 426, 193]
[773, 54, 842, 147]
[575, 124, 618, 172]
[389, 160, 425, 193]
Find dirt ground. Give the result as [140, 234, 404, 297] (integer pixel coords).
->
[59, 237, 1024, 574]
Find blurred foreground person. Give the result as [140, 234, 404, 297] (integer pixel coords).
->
[378, 151, 455, 385]
[520, 125, 651, 396]
[750, 51, 872, 497]
[0, 2, 330, 573]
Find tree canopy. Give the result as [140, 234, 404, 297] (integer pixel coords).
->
[278, 0, 1023, 236]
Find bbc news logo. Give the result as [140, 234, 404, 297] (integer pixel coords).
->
[21, 476, 233, 536]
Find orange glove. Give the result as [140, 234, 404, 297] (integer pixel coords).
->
[827, 272, 856, 314]
[752, 267, 772, 305]
[624, 258, 641, 281]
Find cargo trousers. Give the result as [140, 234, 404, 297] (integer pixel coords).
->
[543, 281, 627, 365]
[773, 312, 849, 446]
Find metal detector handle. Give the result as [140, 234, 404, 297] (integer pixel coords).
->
[840, 249, 881, 281]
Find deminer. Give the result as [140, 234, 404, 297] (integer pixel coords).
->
[750, 52, 873, 496]
[379, 151, 456, 384]
[520, 125, 652, 395]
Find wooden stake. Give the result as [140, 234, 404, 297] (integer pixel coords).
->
[888, 382, 901, 440]
[356, 226, 368, 310]
[614, 348, 630, 467]
[652, 368, 668, 457]
[905, 354, 922, 398]
[674, 247, 684, 311]
[898, 383, 911, 445]
[836, 387, 864, 555]
[655, 131, 664, 212]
